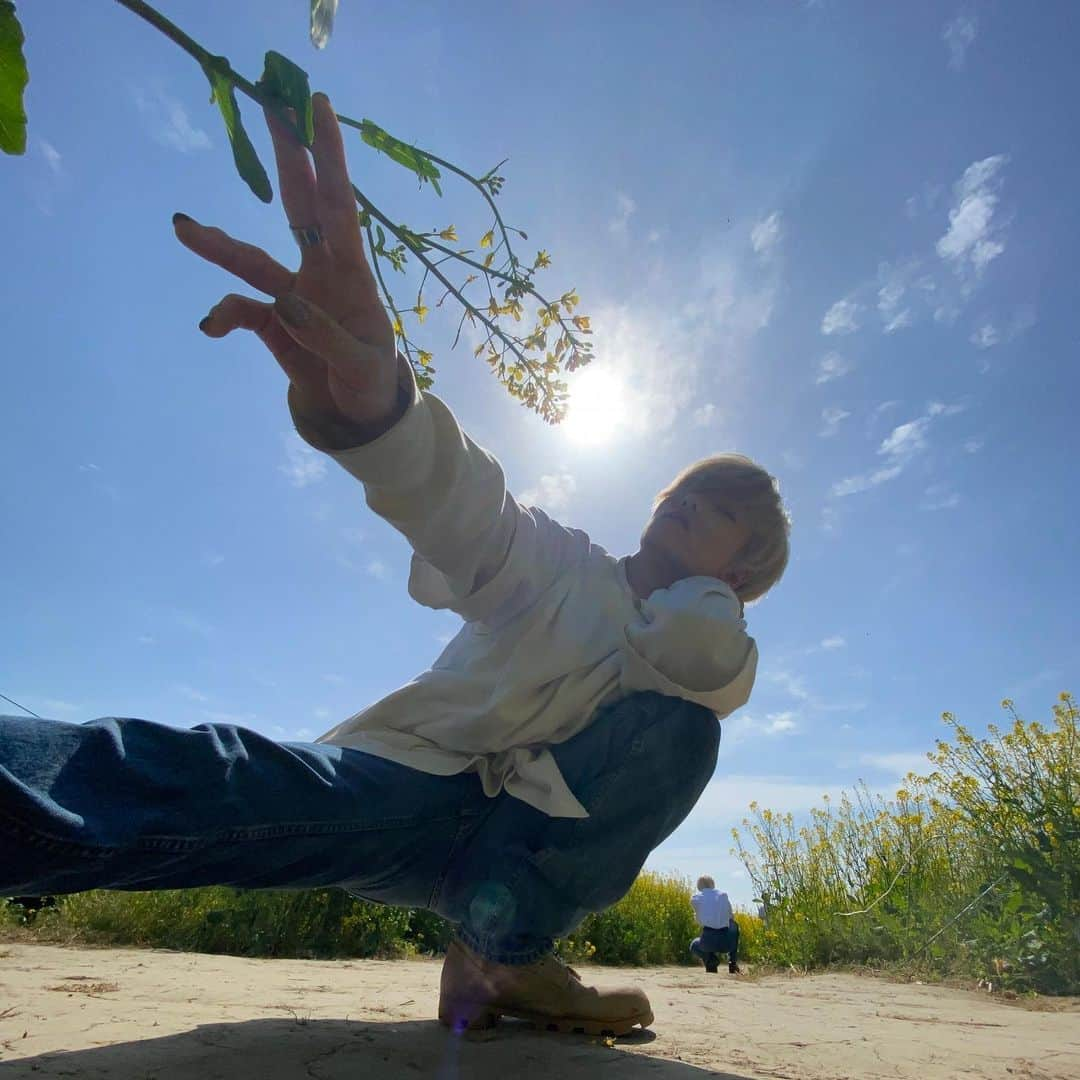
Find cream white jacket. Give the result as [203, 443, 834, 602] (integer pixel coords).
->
[302, 363, 758, 818]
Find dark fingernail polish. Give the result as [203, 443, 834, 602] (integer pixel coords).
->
[275, 293, 309, 326]
[172, 212, 193, 226]
[198, 315, 212, 334]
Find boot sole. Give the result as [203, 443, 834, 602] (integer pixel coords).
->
[439, 1003, 654, 1037]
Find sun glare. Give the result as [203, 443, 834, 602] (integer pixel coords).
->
[561, 368, 630, 445]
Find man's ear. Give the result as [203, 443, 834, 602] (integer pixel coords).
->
[720, 567, 746, 593]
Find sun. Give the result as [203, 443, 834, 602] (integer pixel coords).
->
[560, 368, 630, 446]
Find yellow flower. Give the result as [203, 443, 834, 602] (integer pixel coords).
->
[418, 350, 433, 367]
[414, 302, 428, 324]
[480, 229, 495, 249]
[534, 249, 551, 269]
[438, 225, 458, 242]
[483, 251, 495, 269]
[392, 316, 404, 337]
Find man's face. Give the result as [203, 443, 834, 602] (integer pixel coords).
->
[641, 486, 752, 588]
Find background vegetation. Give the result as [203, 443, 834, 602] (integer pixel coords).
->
[6, 694, 1076, 995]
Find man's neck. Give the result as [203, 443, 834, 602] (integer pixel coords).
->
[625, 548, 682, 601]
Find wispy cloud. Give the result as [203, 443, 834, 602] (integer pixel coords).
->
[815, 351, 853, 384]
[970, 305, 1036, 353]
[820, 635, 846, 650]
[40, 698, 80, 715]
[821, 297, 860, 336]
[936, 154, 1010, 283]
[819, 406, 851, 438]
[943, 12, 978, 71]
[723, 709, 801, 745]
[963, 437, 984, 454]
[921, 483, 961, 511]
[132, 86, 212, 152]
[859, 751, 931, 777]
[751, 211, 782, 259]
[175, 684, 210, 704]
[832, 401, 962, 497]
[39, 139, 63, 176]
[692, 403, 717, 427]
[608, 191, 637, 237]
[520, 471, 577, 515]
[280, 433, 328, 488]
[366, 559, 390, 581]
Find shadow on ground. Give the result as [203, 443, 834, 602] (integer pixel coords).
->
[0, 1016, 754, 1079]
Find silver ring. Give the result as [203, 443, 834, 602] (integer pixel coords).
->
[290, 224, 324, 249]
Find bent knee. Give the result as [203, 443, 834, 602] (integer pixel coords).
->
[629, 694, 720, 781]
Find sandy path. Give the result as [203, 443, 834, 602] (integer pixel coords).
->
[1, 943, 1078, 1079]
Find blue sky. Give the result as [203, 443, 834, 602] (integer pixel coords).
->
[3, 1, 1077, 906]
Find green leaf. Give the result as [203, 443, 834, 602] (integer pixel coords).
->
[358, 119, 442, 196]
[0, 1, 29, 155]
[202, 59, 272, 203]
[258, 51, 314, 146]
[310, 0, 338, 49]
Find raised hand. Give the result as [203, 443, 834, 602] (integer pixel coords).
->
[173, 93, 403, 444]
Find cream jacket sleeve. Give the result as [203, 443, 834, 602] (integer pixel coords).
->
[291, 359, 584, 627]
[621, 576, 758, 717]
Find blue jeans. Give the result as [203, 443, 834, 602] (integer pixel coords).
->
[0, 692, 719, 964]
[690, 922, 739, 968]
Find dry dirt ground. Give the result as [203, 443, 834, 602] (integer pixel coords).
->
[1, 943, 1078, 1079]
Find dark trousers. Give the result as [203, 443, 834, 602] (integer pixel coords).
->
[690, 922, 739, 968]
[1, 692, 720, 964]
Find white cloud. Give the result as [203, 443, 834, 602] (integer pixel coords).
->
[815, 351, 853, 384]
[831, 401, 962, 498]
[922, 483, 961, 511]
[970, 322, 1000, 349]
[905, 183, 943, 220]
[821, 297, 860, 336]
[204, 710, 258, 725]
[819, 406, 851, 437]
[767, 669, 811, 702]
[831, 465, 903, 497]
[692, 403, 716, 427]
[943, 12, 978, 71]
[859, 751, 931, 778]
[366, 559, 390, 581]
[608, 191, 637, 237]
[723, 710, 800, 745]
[820, 635, 846, 650]
[38, 139, 63, 176]
[963, 437, 984, 454]
[936, 154, 1009, 281]
[132, 86, 212, 152]
[40, 698, 80, 714]
[176, 684, 210, 703]
[751, 211, 782, 258]
[280, 433, 328, 488]
[519, 471, 577, 515]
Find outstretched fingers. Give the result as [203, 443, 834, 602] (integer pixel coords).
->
[174, 214, 295, 298]
[199, 293, 326, 391]
[310, 94, 371, 272]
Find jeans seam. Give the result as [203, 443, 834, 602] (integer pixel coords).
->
[426, 806, 488, 912]
[1, 802, 475, 859]
[0, 805, 114, 861]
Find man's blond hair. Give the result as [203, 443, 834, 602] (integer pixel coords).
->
[656, 453, 791, 604]
[696, 875, 716, 890]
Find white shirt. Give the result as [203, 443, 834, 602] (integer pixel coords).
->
[298, 362, 758, 819]
[691, 888, 734, 929]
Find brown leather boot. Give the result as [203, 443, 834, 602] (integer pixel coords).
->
[438, 938, 653, 1036]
